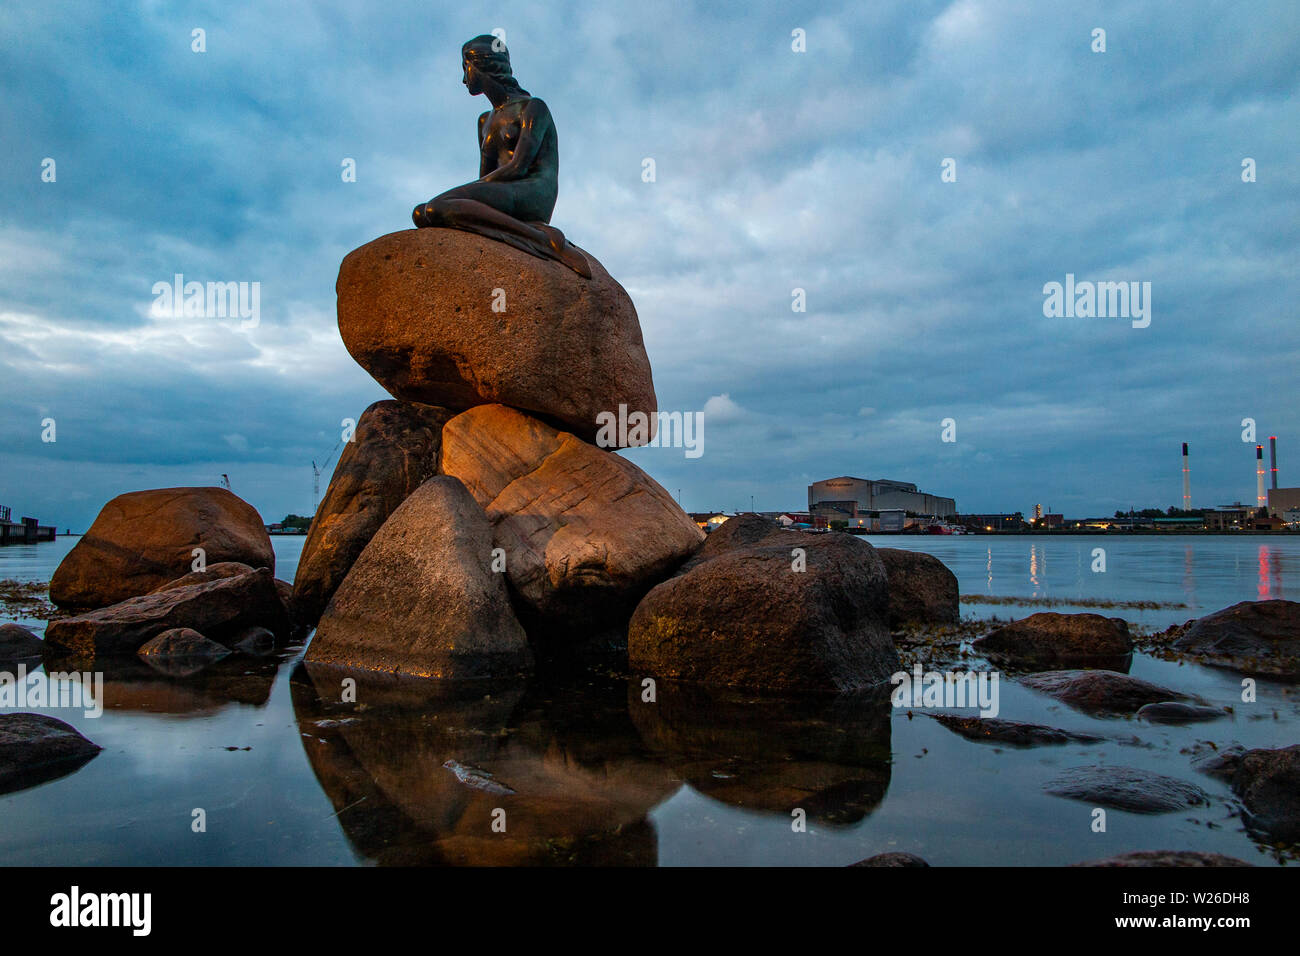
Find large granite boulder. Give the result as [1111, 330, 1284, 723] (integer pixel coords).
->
[974, 612, 1132, 669]
[1232, 744, 1300, 842]
[0, 714, 101, 795]
[50, 487, 274, 609]
[44, 566, 286, 658]
[1019, 669, 1193, 715]
[336, 229, 657, 446]
[293, 400, 453, 627]
[306, 477, 532, 680]
[875, 547, 960, 628]
[1171, 600, 1300, 680]
[628, 528, 900, 692]
[438, 404, 703, 635]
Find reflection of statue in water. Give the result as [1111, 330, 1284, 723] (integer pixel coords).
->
[412, 36, 592, 279]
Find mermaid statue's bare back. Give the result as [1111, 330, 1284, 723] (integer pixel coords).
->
[412, 36, 591, 279]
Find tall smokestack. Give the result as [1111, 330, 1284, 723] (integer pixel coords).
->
[1182, 442, 1190, 511]
[1270, 436, 1278, 490]
[1256, 444, 1266, 511]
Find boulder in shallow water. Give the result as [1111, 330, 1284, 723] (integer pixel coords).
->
[1019, 669, 1193, 715]
[0, 623, 44, 662]
[44, 566, 286, 658]
[293, 400, 453, 627]
[1073, 851, 1251, 867]
[50, 487, 274, 609]
[849, 852, 930, 867]
[1136, 701, 1224, 724]
[1232, 744, 1300, 842]
[973, 612, 1132, 669]
[306, 476, 531, 679]
[0, 713, 101, 795]
[1170, 600, 1300, 680]
[628, 529, 899, 692]
[1044, 765, 1210, 814]
[927, 714, 1105, 747]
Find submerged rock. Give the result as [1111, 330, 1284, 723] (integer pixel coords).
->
[0, 713, 101, 795]
[1189, 743, 1246, 781]
[306, 476, 531, 680]
[849, 852, 930, 867]
[1232, 744, 1300, 842]
[50, 487, 274, 609]
[927, 714, 1105, 747]
[1019, 670, 1193, 715]
[875, 548, 960, 628]
[0, 623, 44, 662]
[44, 566, 286, 658]
[1136, 701, 1224, 724]
[1044, 765, 1210, 813]
[336, 228, 657, 445]
[293, 400, 453, 627]
[974, 612, 1132, 670]
[1170, 600, 1300, 680]
[138, 627, 231, 661]
[1073, 851, 1252, 867]
[629, 530, 899, 692]
[440, 404, 702, 637]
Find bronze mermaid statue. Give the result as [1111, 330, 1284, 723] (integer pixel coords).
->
[412, 35, 592, 279]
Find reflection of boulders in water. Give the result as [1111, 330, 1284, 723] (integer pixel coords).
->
[628, 681, 894, 826]
[291, 663, 678, 865]
[38, 654, 284, 715]
[0, 713, 101, 795]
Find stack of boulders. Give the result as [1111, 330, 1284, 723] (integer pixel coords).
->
[293, 228, 959, 687]
[44, 486, 295, 667]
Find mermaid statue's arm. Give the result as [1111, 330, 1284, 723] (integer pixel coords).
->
[480, 98, 551, 183]
[477, 111, 492, 178]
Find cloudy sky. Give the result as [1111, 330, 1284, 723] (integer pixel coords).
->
[2, 0, 1297, 530]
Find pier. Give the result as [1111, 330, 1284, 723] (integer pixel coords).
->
[0, 505, 57, 545]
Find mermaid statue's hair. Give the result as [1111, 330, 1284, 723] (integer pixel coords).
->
[462, 35, 529, 97]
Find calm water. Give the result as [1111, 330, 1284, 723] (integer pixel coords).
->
[1, 534, 1296, 866]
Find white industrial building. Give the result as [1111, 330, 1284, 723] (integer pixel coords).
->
[808, 476, 956, 521]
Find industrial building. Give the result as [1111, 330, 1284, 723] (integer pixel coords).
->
[1268, 487, 1300, 518]
[808, 476, 956, 522]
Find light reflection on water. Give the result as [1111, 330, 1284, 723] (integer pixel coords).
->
[0, 533, 1296, 866]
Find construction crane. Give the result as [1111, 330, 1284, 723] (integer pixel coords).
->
[219, 474, 231, 490]
[312, 439, 343, 516]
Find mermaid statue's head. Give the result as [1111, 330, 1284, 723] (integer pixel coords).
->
[461, 35, 529, 98]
